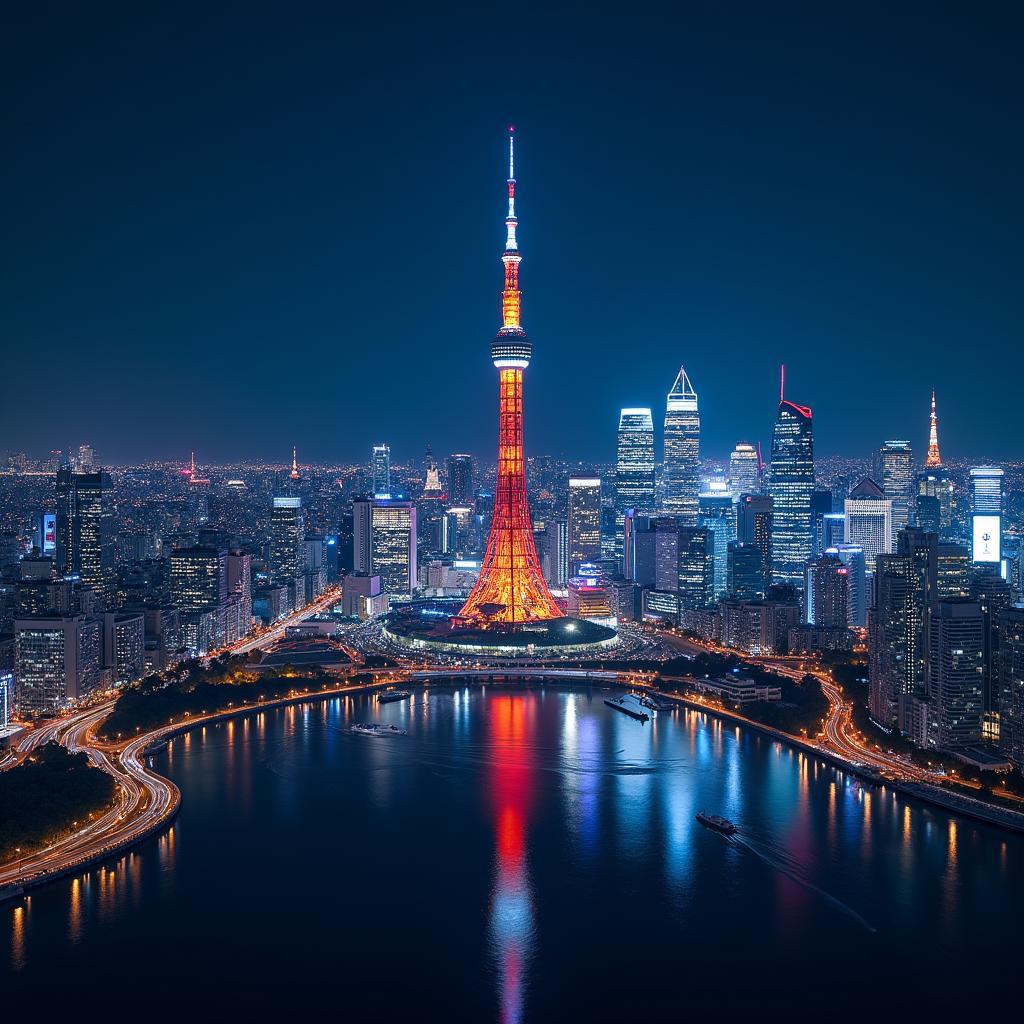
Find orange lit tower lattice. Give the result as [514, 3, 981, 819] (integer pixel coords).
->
[456, 128, 563, 627]
[925, 389, 942, 468]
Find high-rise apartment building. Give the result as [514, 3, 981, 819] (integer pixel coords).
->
[728, 443, 760, 498]
[928, 600, 985, 749]
[568, 478, 602, 576]
[225, 549, 253, 631]
[55, 469, 115, 602]
[102, 611, 145, 685]
[662, 367, 699, 524]
[616, 408, 656, 520]
[804, 552, 848, 628]
[372, 444, 391, 498]
[269, 496, 305, 584]
[768, 388, 814, 585]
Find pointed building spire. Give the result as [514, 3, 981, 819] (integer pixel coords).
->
[667, 366, 698, 410]
[925, 389, 942, 467]
[498, 125, 523, 331]
[190, 450, 196, 478]
[290, 445, 300, 480]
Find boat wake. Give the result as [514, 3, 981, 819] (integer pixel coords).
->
[728, 833, 877, 934]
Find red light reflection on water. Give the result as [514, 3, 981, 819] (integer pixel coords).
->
[487, 694, 537, 1024]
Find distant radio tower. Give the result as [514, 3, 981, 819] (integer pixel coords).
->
[290, 445, 301, 480]
[925, 390, 942, 468]
[456, 128, 562, 626]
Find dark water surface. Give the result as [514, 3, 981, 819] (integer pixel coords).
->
[3, 685, 1022, 1018]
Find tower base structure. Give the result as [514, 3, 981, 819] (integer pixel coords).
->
[384, 600, 617, 658]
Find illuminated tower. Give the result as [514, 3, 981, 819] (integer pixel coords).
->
[290, 446, 301, 481]
[458, 128, 562, 626]
[769, 367, 814, 585]
[925, 389, 942, 468]
[662, 367, 700, 523]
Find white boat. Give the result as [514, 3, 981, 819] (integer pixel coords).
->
[351, 723, 407, 737]
[604, 693, 650, 722]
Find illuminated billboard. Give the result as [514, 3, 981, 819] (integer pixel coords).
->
[42, 512, 56, 555]
[972, 514, 1001, 563]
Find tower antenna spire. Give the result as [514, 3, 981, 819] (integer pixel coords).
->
[780, 365, 785, 404]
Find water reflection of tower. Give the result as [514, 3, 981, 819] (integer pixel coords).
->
[487, 694, 537, 1024]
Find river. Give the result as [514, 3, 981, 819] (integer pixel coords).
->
[3, 684, 1021, 1017]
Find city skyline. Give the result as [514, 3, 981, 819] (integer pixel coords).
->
[3, 8, 1023, 464]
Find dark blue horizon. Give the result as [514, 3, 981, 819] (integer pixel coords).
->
[2, 6, 1022, 465]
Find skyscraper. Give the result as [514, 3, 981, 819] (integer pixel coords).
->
[456, 128, 562, 625]
[844, 478, 893, 571]
[616, 408, 656, 520]
[446, 454, 474, 506]
[928, 600, 985, 749]
[736, 493, 773, 591]
[370, 499, 417, 596]
[728, 443, 760, 498]
[768, 374, 814, 585]
[831, 543, 867, 627]
[269, 496, 305, 584]
[998, 606, 1024, 767]
[170, 546, 227, 612]
[804, 552, 848, 628]
[372, 444, 391, 498]
[676, 527, 714, 610]
[917, 469, 954, 532]
[55, 468, 115, 602]
[698, 487, 734, 600]
[869, 528, 936, 728]
[726, 541, 765, 599]
[662, 366, 699, 524]
[568, 478, 602, 577]
[970, 466, 1003, 565]
[877, 440, 914, 547]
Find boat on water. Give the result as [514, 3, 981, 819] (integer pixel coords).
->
[696, 812, 738, 835]
[351, 723, 408, 737]
[604, 694, 650, 722]
[639, 693, 675, 712]
[377, 690, 411, 705]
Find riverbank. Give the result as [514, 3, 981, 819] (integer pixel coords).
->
[636, 680, 1024, 835]
[0, 678, 390, 902]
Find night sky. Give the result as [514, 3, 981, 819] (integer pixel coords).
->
[3, 5, 1022, 465]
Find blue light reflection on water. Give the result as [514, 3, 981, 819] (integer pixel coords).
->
[3, 684, 1023, 1017]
